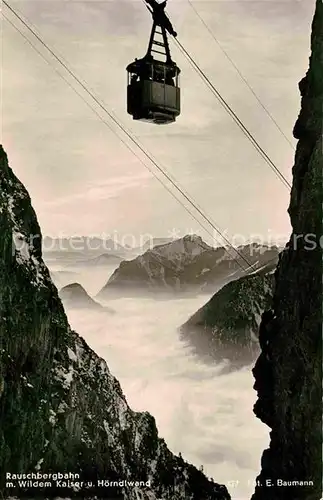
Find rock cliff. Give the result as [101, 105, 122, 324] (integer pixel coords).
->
[180, 269, 275, 367]
[251, 1, 322, 499]
[0, 145, 230, 500]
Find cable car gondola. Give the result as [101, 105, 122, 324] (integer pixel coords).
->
[126, 0, 181, 125]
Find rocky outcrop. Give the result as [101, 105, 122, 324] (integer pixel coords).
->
[98, 235, 279, 298]
[49, 270, 78, 289]
[0, 145, 230, 500]
[180, 269, 275, 367]
[59, 283, 114, 312]
[251, 2, 322, 499]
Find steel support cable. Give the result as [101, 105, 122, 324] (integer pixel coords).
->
[5, 7, 283, 281]
[4, 15, 245, 283]
[186, 0, 295, 150]
[3, 2, 260, 273]
[3, 14, 226, 257]
[139, 0, 291, 188]
[172, 37, 292, 190]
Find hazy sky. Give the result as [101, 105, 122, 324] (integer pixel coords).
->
[1, 0, 315, 246]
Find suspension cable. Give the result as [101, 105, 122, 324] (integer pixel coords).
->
[140, 0, 291, 189]
[186, 0, 295, 150]
[172, 37, 292, 190]
[2, 1, 261, 273]
[3, 13, 281, 280]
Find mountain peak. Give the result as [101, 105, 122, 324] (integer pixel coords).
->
[150, 233, 213, 256]
[182, 233, 203, 242]
[60, 282, 88, 294]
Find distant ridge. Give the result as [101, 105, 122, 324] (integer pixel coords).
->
[97, 234, 280, 298]
[59, 282, 114, 312]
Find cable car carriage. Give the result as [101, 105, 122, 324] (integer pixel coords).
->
[126, 0, 181, 124]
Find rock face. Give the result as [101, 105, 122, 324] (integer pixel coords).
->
[59, 283, 113, 312]
[140, 237, 177, 253]
[180, 269, 275, 366]
[0, 145, 231, 500]
[98, 235, 279, 298]
[251, 2, 322, 499]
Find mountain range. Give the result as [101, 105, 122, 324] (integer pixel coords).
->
[43, 235, 127, 253]
[97, 235, 279, 298]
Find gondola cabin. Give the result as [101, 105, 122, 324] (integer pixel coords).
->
[126, 58, 180, 124]
[126, 0, 181, 125]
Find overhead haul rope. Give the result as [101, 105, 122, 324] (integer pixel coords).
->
[3, 14, 281, 282]
[2, 15, 228, 258]
[173, 37, 292, 190]
[139, 0, 292, 190]
[2, 3, 262, 274]
[186, 0, 295, 150]
[3, 3, 284, 278]
[2, 5, 282, 276]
